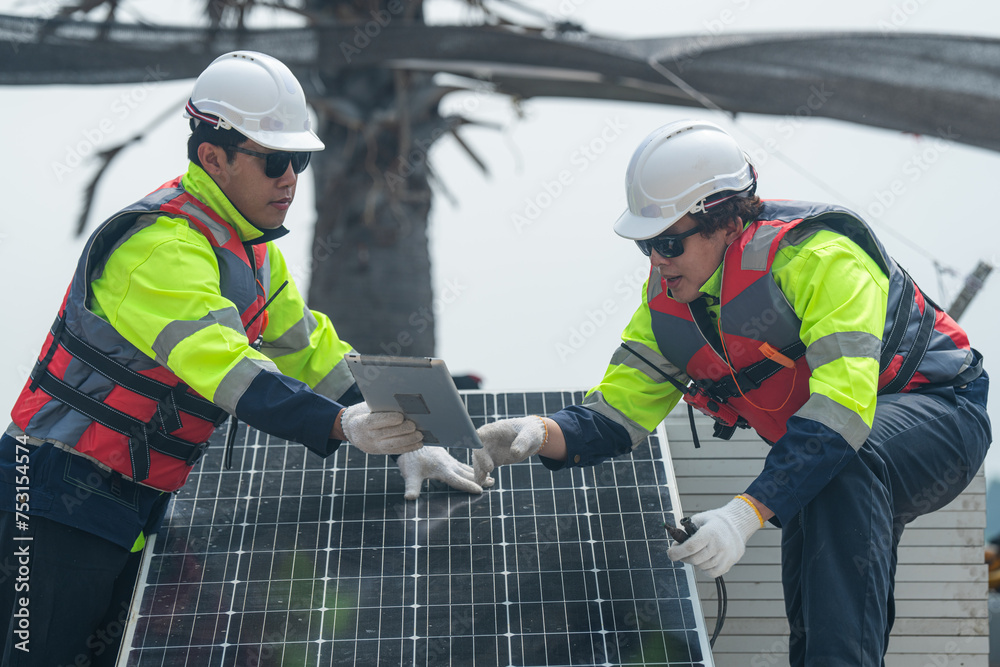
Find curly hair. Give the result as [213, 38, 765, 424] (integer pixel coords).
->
[691, 194, 764, 236]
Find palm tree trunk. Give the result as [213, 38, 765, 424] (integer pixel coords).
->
[305, 1, 438, 357]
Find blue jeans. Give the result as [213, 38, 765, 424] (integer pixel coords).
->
[781, 372, 991, 666]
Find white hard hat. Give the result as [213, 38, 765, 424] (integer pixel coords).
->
[614, 119, 756, 240]
[184, 50, 324, 152]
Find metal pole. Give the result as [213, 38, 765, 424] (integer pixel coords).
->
[948, 260, 994, 322]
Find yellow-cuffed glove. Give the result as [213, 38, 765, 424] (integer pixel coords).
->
[667, 496, 763, 578]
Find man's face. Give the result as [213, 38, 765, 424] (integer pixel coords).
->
[203, 139, 299, 230]
[648, 214, 741, 304]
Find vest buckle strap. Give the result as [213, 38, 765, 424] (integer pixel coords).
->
[128, 412, 209, 480]
[56, 323, 226, 426]
[684, 389, 743, 429]
[693, 339, 806, 403]
[127, 421, 155, 483]
[157, 384, 187, 434]
[693, 369, 758, 403]
[29, 316, 66, 393]
[31, 365, 210, 477]
[713, 420, 738, 440]
[184, 440, 210, 466]
[692, 378, 727, 401]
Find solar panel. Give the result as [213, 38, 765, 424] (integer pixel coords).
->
[121, 390, 715, 666]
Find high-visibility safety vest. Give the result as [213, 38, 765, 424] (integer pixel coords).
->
[11, 177, 271, 492]
[647, 200, 980, 445]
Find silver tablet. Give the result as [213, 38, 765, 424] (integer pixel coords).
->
[344, 354, 482, 449]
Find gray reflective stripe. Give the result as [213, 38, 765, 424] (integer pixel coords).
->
[261, 306, 317, 357]
[143, 186, 185, 208]
[806, 331, 881, 371]
[313, 355, 358, 401]
[152, 308, 246, 366]
[647, 271, 663, 302]
[610, 341, 689, 385]
[795, 393, 871, 450]
[581, 391, 650, 448]
[956, 348, 974, 376]
[180, 201, 231, 246]
[213, 356, 281, 413]
[742, 224, 782, 271]
[259, 249, 271, 295]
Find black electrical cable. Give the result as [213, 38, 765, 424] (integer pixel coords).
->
[711, 575, 727, 648]
[665, 518, 728, 648]
[618, 344, 730, 643]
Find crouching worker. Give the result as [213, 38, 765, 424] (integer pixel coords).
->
[472, 119, 990, 665]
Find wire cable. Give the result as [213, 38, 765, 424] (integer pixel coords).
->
[665, 519, 728, 648]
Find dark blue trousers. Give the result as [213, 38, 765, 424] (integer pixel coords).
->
[780, 372, 991, 666]
[0, 513, 140, 667]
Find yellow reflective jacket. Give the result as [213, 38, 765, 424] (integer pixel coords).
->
[584, 201, 974, 449]
[90, 164, 356, 408]
[12, 163, 355, 491]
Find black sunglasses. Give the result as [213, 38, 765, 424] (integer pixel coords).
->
[231, 146, 311, 179]
[635, 226, 702, 259]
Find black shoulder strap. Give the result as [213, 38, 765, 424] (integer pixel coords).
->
[877, 297, 935, 396]
[879, 273, 915, 374]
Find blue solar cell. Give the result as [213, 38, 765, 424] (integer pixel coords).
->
[124, 390, 713, 666]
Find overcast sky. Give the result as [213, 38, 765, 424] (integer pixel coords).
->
[1, 0, 998, 476]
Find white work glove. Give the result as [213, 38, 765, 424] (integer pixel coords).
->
[339, 403, 423, 456]
[667, 497, 763, 578]
[396, 446, 495, 500]
[472, 416, 547, 485]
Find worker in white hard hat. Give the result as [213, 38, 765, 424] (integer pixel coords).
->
[0, 50, 489, 665]
[474, 119, 990, 664]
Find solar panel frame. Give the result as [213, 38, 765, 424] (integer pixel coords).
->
[120, 389, 715, 666]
